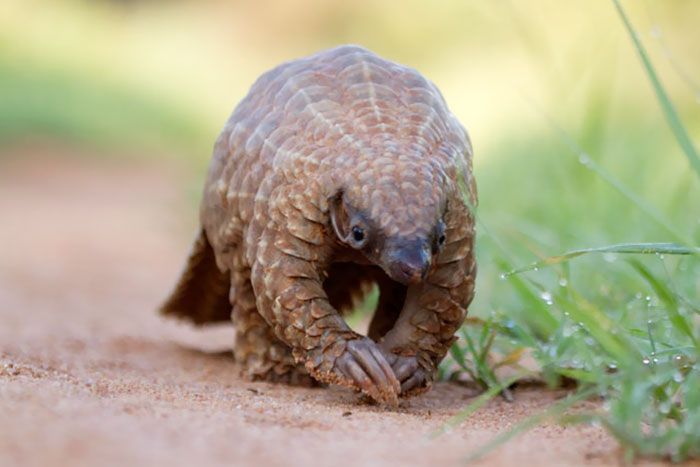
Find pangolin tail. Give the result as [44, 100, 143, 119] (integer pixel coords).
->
[159, 229, 232, 325]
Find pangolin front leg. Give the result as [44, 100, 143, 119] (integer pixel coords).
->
[250, 218, 401, 405]
[380, 202, 477, 395]
[230, 265, 316, 386]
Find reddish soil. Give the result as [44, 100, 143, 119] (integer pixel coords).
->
[0, 147, 632, 466]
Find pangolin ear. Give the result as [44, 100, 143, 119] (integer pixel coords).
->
[329, 193, 350, 241]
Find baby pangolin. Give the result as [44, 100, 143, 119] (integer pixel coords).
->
[161, 45, 477, 406]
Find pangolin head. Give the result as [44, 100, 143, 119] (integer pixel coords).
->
[329, 151, 453, 285]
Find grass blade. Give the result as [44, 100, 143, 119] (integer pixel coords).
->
[628, 259, 699, 348]
[507, 242, 697, 275]
[612, 0, 700, 179]
[525, 96, 693, 246]
[564, 290, 641, 366]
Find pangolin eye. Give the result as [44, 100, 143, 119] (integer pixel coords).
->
[434, 220, 447, 252]
[351, 226, 365, 243]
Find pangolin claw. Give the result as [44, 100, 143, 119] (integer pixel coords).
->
[335, 338, 401, 406]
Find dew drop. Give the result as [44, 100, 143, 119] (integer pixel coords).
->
[642, 357, 651, 365]
[558, 278, 568, 287]
[540, 291, 553, 305]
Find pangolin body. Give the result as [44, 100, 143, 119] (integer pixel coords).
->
[162, 45, 477, 405]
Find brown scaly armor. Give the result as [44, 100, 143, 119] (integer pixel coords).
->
[161, 45, 477, 405]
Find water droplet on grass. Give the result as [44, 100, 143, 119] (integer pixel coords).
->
[540, 291, 553, 305]
[642, 357, 651, 365]
[558, 278, 568, 287]
[659, 400, 672, 414]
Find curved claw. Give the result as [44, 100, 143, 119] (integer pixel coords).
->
[335, 338, 400, 405]
[379, 352, 430, 396]
[391, 355, 420, 382]
[400, 371, 427, 393]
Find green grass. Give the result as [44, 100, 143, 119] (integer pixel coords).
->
[442, 0, 700, 462]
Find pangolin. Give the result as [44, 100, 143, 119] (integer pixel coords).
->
[161, 45, 477, 405]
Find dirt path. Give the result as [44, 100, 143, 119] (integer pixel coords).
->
[0, 148, 623, 467]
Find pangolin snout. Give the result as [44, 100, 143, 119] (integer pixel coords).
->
[386, 241, 431, 285]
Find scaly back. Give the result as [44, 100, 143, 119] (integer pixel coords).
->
[203, 45, 475, 262]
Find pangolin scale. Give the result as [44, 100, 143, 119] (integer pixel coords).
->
[161, 45, 477, 405]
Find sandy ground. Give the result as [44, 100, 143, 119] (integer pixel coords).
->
[0, 147, 634, 467]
